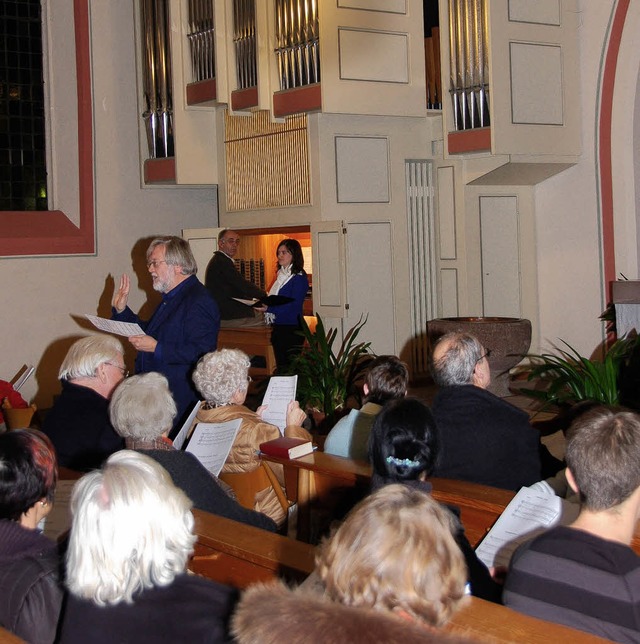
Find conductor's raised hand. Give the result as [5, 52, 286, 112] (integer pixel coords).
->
[113, 274, 130, 314]
[286, 400, 307, 427]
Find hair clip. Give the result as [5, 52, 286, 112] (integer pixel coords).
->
[386, 455, 422, 469]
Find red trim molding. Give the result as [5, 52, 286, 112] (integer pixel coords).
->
[599, 0, 630, 301]
[231, 87, 259, 111]
[0, 0, 94, 257]
[273, 83, 322, 118]
[186, 78, 217, 106]
[447, 128, 491, 154]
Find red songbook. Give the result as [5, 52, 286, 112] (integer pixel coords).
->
[260, 437, 313, 460]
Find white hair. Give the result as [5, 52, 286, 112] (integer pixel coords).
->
[59, 335, 124, 381]
[66, 451, 196, 606]
[430, 332, 484, 387]
[109, 373, 177, 440]
[192, 349, 250, 406]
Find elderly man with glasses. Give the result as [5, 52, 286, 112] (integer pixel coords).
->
[112, 236, 220, 430]
[429, 331, 548, 491]
[42, 335, 126, 471]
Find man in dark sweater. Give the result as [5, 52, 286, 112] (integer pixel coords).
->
[430, 332, 543, 491]
[205, 229, 266, 327]
[43, 335, 125, 470]
[504, 407, 640, 643]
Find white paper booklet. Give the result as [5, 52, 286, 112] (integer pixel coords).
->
[475, 484, 580, 569]
[40, 479, 77, 541]
[85, 314, 144, 337]
[185, 418, 242, 476]
[261, 375, 298, 434]
[172, 400, 201, 451]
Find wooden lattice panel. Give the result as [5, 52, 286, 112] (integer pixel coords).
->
[224, 110, 311, 211]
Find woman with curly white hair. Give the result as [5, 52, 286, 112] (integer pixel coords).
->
[59, 450, 237, 643]
[191, 349, 310, 525]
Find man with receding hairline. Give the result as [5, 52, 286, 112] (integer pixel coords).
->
[429, 331, 543, 491]
[504, 407, 640, 642]
[205, 229, 266, 327]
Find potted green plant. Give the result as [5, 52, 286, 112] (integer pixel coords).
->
[287, 314, 374, 432]
[523, 334, 640, 409]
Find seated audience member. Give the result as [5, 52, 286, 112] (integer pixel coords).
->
[430, 332, 550, 490]
[191, 349, 310, 525]
[59, 451, 237, 643]
[324, 355, 409, 460]
[0, 380, 29, 432]
[109, 372, 276, 532]
[504, 407, 640, 642]
[0, 430, 63, 644]
[232, 484, 471, 643]
[369, 397, 501, 602]
[42, 335, 125, 471]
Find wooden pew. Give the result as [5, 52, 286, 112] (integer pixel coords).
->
[190, 507, 609, 643]
[0, 628, 25, 644]
[261, 451, 514, 546]
[190, 508, 315, 588]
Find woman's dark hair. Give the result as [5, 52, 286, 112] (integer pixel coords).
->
[277, 238, 305, 275]
[0, 429, 58, 521]
[369, 397, 439, 488]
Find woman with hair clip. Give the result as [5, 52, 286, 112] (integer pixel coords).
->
[0, 429, 64, 643]
[256, 238, 309, 371]
[369, 397, 501, 603]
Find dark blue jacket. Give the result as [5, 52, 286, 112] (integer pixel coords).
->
[266, 273, 309, 326]
[113, 275, 220, 424]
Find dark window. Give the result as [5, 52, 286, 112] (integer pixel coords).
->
[0, 0, 47, 211]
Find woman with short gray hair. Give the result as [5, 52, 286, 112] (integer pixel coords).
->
[191, 349, 310, 526]
[108, 373, 276, 532]
[59, 451, 237, 643]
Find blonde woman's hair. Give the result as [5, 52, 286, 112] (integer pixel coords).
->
[66, 451, 196, 606]
[316, 484, 467, 627]
[192, 349, 251, 406]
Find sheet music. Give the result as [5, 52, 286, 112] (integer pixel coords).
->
[475, 485, 580, 569]
[11, 365, 35, 391]
[172, 400, 201, 451]
[185, 418, 242, 476]
[40, 479, 76, 542]
[85, 314, 144, 337]
[261, 376, 298, 434]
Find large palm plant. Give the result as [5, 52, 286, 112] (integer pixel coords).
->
[288, 314, 374, 424]
[524, 335, 640, 407]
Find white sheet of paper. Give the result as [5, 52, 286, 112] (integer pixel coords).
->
[475, 484, 580, 569]
[39, 479, 77, 542]
[185, 418, 242, 476]
[85, 314, 144, 337]
[261, 375, 298, 434]
[231, 297, 259, 306]
[172, 400, 202, 451]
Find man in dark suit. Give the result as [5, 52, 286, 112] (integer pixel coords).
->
[205, 229, 266, 327]
[112, 236, 220, 427]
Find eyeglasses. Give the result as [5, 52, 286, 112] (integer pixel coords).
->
[146, 259, 168, 269]
[106, 363, 129, 378]
[477, 349, 492, 363]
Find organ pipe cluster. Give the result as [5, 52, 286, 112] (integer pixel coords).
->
[188, 0, 215, 83]
[448, 0, 490, 130]
[140, 0, 173, 158]
[274, 0, 320, 90]
[233, 0, 257, 89]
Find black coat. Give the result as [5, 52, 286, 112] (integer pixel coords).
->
[42, 380, 124, 471]
[432, 385, 542, 491]
[0, 520, 64, 644]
